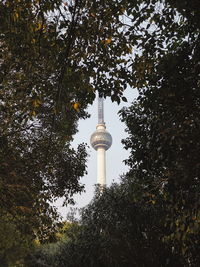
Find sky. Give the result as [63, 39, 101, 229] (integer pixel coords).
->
[57, 87, 138, 219]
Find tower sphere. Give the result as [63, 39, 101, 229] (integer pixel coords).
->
[90, 124, 112, 151]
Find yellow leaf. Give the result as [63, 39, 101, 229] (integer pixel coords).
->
[104, 37, 112, 45]
[36, 22, 43, 31]
[13, 11, 19, 21]
[90, 12, 96, 17]
[120, 7, 125, 14]
[73, 102, 80, 112]
[32, 99, 41, 108]
[30, 110, 36, 117]
[33, 239, 40, 246]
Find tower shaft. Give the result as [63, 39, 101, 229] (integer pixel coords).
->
[97, 147, 106, 185]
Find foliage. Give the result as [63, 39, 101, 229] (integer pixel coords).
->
[0, 0, 134, 216]
[0, 213, 33, 267]
[119, 0, 200, 263]
[0, 0, 134, 120]
[25, 0, 200, 263]
[0, 125, 87, 265]
[0, 0, 136, 262]
[26, 184, 184, 267]
[26, 221, 81, 267]
[1, 0, 200, 265]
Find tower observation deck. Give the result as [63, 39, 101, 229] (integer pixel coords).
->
[90, 95, 112, 186]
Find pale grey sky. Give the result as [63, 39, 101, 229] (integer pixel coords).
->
[57, 87, 138, 218]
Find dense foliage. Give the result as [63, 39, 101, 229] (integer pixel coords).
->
[1, 0, 200, 265]
[26, 184, 182, 267]
[26, 0, 200, 266]
[0, 0, 134, 264]
[119, 0, 200, 261]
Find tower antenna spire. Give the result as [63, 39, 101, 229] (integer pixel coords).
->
[98, 95, 104, 124]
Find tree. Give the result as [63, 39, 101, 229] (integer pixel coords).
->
[26, 184, 184, 267]
[119, 0, 200, 263]
[0, 0, 135, 210]
[0, 213, 34, 267]
[25, 0, 200, 264]
[1, 0, 200, 265]
[0, 0, 133, 264]
[0, 123, 88, 265]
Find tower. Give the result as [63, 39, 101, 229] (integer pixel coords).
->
[90, 96, 112, 186]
